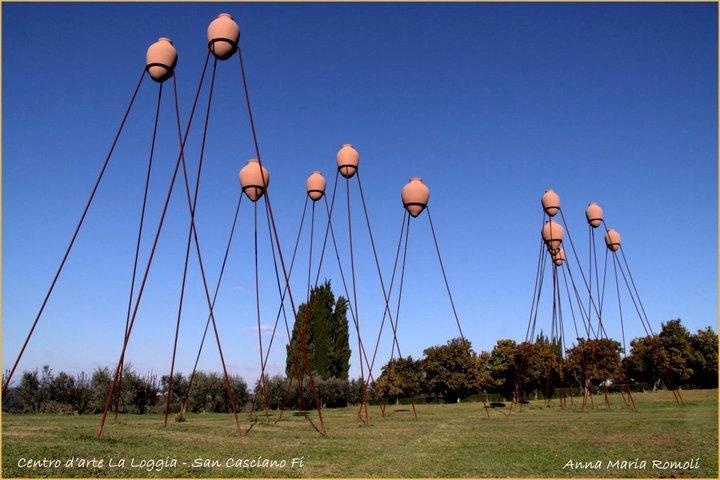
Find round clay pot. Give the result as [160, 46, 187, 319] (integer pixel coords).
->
[306, 171, 326, 201]
[336, 144, 359, 178]
[541, 189, 560, 217]
[552, 247, 566, 266]
[604, 229, 621, 252]
[401, 177, 430, 218]
[207, 13, 239, 60]
[541, 220, 564, 253]
[586, 203, 604, 228]
[146, 38, 177, 83]
[238, 159, 269, 202]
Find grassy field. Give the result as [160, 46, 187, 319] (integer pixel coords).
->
[2, 389, 717, 478]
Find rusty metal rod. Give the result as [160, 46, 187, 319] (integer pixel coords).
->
[3, 68, 146, 396]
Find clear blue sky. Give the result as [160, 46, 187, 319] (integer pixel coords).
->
[3, 3, 717, 384]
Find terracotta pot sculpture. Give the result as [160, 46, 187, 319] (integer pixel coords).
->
[207, 13, 239, 60]
[541, 189, 560, 217]
[306, 171, 326, 201]
[552, 247, 566, 266]
[146, 38, 177, 83]
[337, 144, 359, 179]
[604, 229, 621, 252]
[238, 159, 269, 202]
[401, 177, 430, 218]
[586, 203, 604, 228]
[541, 220, 564, 253]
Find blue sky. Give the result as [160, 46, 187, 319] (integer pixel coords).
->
[3, 3, 717, 384]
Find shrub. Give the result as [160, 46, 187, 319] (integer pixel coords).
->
[317, 377, 349, 408]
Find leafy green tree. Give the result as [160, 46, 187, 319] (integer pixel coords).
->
[1, 387, 24, 413]
[184, 371, 248, 413]
[120, 369, 158, 414]
[38, 364, 53, 407]
[487, 339, 518, 399]
[328, 297, 351, 379]
[286, 281, 350, 380]
[565, 338, 622, 387]
[69, 372, 92, 413]
[160, 372, 189, 408]
[690, 327, 718, 388]
[374, 356, 423, 401]
[658, 319, 695, 388]
[17, 370, 41, 413]
[258, 374, 286, 410]
[90, 367, 116, 413]
[185, 372, 220, 412]
[317, 377, 350, 408]
[347, 378, 363, 406]
[624, 335, 665, 388]
[475, 351, 493, 392]
[624, 321, 714, 390]
[516, 335, 564, 399]
[48, 371, 75, 405]
[422, 337, 479, 402]
[231, 375, 250, 409]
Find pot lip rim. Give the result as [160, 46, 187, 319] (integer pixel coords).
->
[409, 176, 423, 182]
[217, 13, 234, 19]
[340, 143, 354, 148]
[157, 37, 173, 43]
[311, 170, 323, 175]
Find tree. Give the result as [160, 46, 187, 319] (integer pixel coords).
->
[624, 335, 665, 389]
[120, 369, 158, 414]
[475, 351, 493, 392]
[46, 371, 92, 413]
[328, 297, 351, 379]
[422, 337, 479, 402]
[348, 378, 363, 406]
[517, 334, 563, 399]
[286, 281, 350, 380]
[624, 320, 712, 390]
[374, 356, 423, 401]
[565, 338, 622, 388]
[17, 370, 41, 413]
[48, 371, 76, 405]
[231, 375, 250, 409]
[70, 372, 92, 414]
[690, 327, 718, 388]
[317, 377, 350, 408]
[1, 387, 24, 413]
[254, 375, 286, 410]
[185, 372, 220, 413]
[487, 339, 518, 399]
[658, 319, 695, 388]
[160, 372, 189, 408]
[90, 367, 116, 413]
[184, 371, 248, 413]
[38, 364, 53, 407]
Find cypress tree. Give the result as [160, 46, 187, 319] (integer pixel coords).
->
[328, 297, 351, 379]
[286, 281, 350, 380]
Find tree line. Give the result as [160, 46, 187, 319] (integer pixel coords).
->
[3, 281, 716, 414]
[374, 319, 717, 403]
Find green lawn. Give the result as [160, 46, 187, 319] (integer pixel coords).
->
[2, 389, 717, 478]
